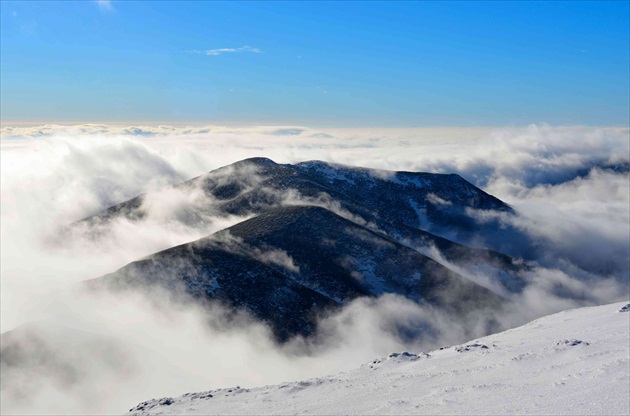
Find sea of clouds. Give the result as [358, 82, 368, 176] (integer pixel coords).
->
[1, 124, 628, 414]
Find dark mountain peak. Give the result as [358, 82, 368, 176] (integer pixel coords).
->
[81, 157, 513, 230]
[77, 157, 528, 295]
[79, 157, 530, 322]
[232, 156, 278, 167]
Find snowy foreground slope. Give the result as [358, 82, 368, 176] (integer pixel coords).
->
[128, 302, 630, 415]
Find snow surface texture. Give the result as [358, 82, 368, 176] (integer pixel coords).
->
[128, 302, 630, 415]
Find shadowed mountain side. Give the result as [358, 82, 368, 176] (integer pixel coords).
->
[293, 159, 533, 260]
[81, 157, 512, 230]
[76, 157, 529, 292]
[90, 243, 337, 342]
[389, 223, 528, 293]
[90, 206, 505, 342]
[293, 160, 511, 229]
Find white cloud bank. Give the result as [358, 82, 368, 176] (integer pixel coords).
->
[1, 124, 628, 414]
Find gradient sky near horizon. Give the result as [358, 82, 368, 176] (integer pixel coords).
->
[1, 1, 628, 126]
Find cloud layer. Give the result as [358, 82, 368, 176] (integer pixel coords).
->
[1, 124, 628, 414]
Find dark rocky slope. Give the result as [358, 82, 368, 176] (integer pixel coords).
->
[79, 157, 529, 291]
[92, 206, 505, 341]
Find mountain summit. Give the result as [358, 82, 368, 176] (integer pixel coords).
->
[85, 158, 529, 341]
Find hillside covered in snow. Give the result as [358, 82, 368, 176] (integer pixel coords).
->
[128, 302, 630, 415]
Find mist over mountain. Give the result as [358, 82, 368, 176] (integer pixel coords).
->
[127, 301, 630, 416]
[2, 0, 629, 413]
[81, 156, 528, 283]
[1, 125, 628, 415]
[81, 158, 531, 341]
[93, 205, 506, 342]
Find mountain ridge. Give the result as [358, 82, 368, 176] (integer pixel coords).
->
[77, 157, 529, 286]
[91, 205, 506, 341]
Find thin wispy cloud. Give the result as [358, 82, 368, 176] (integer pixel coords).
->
[96, 0, 113, 11]
[189, 45, 262, 56]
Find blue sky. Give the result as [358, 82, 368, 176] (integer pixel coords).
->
[1, 1, 628, 126]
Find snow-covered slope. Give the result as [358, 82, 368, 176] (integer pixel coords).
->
[127, 302, 630, 415]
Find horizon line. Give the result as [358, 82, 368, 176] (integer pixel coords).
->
[2, 120, 628, 129]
